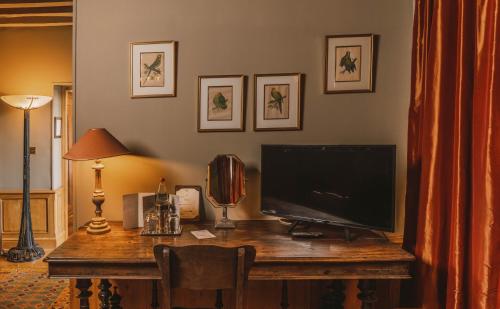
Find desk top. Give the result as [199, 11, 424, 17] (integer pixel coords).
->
[45, 220, 414, 280]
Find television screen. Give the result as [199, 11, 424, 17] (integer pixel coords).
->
[261, 145, 396, 231]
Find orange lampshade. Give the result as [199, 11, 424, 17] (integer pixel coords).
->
[64, 128, 130, 161]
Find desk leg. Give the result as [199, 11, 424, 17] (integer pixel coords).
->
[321, 280, 345, 309]
[215, 289, 223, 309]
[110, 287, 123, 309]
[151, 280, 159, 309]
[76, 279, 92, 309]
[281, 280, 289, 309]
[357, 280, 377, 309]
[98, 279, 112, 309]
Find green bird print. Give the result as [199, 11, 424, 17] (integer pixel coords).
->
[212, 92, 229, 111]
[143, 54, 162, 84]
[339, 51, 357, 74]
[268, 88, 287, 114]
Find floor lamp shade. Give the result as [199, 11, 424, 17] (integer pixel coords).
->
[64, 128, 130, 234]
[1, 95, 52, 110]
[1, 95, 52, 262]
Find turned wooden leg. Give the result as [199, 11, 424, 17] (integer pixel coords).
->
[110, 287, 122, 309]
[321, 280, 345, 309]
[151, 280, 159, 309]
[76, 279, 92, 309]
[281, 280, 289, 309]
[215, 289, 223, 309]
[98, 279, 112, 309]
[357, 280, 377, 309]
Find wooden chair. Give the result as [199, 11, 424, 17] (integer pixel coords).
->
[153, 244, 256, 309]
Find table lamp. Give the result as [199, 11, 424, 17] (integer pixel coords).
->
[1, 95, 52, 262]
[63, 128, 130, 234]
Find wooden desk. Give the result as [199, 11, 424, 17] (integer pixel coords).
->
[45, 221, 414, 308]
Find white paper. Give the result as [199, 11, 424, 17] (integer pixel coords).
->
[191, 230, 216, 239]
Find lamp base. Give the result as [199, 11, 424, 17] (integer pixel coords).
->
[87, 217, 111, 235]
[7, 245, 45, 263]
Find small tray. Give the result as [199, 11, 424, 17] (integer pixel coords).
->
[141, 226, 183, 236]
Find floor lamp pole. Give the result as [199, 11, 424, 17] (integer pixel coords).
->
[7, 109, 45, 262]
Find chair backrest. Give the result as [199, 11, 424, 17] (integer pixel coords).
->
[153, 244, 256, 308]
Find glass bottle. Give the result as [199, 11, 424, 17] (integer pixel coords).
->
[155, 178, 169, 234]
[143, 208, 159, 234]
[168, 195, 180, 234]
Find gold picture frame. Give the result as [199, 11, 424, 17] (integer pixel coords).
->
[130, 40, 178, 98]
[254, 73, 303, 131]
[197, 75, 246, 132]
[324, 34, 374, 94]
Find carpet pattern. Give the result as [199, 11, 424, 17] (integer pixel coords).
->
[0, 256, 70, 309]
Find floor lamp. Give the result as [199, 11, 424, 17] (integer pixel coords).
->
[1, 95, 52, 262]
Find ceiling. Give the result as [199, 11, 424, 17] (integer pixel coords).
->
[0, 0, 72, 28]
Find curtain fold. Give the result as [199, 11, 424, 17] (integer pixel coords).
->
[402, 0, 500, 308]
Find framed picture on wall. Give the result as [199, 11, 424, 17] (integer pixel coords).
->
[130, 41, 177, 98]
[324, 34, 374, 93]
[254, 73, 302, 131]
[198, 75, 246, 132]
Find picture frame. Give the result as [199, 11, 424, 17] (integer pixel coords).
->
[254, 73, 302, 131]
[324, 34, 374, 93]
[53, 117, 62, 138]
[198, 75, 246, 132]
[175, 185, 204, 222]
[130, 41, 177, 98]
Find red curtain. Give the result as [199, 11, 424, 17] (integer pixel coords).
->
[402, 0, 500, 308]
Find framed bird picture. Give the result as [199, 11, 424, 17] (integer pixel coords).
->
[254, 73, 303, 131]
[130, 41, 177, 98]
[198, 75, 246, 132]
[324, 34, 374, 93]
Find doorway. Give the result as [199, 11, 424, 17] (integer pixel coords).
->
[52, 84, 75, 237]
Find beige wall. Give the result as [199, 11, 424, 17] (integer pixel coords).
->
[0, 27, 72, 189]
[74, 0, 413, 231]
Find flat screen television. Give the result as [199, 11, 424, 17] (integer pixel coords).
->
[260, 145, 396, 232]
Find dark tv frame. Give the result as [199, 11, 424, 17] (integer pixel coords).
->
[260, 144, 396, 232]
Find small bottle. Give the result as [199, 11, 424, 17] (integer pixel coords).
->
[155, 178, 169, 234]
[168, 195, 180, 234]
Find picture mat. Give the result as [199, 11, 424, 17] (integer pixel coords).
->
[132, 42, 175, 96]
[256, 75, 299, 129]
[199, 76, 243, 130]
[327, 36, 371, 91]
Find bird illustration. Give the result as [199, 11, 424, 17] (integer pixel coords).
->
[339, 51, 357, 74]
[212, 92, 229, 111]
[268, 88, 287, 114]
[143, 54, 162, 84]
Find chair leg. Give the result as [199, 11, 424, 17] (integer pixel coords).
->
[215, 289, 223, 309]
[280, 280, 289, 309]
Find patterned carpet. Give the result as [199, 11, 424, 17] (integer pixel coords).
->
[0, 254, 70, 309]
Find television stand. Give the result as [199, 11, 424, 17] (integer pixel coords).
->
[288, 220, 354, 241]
[287, 221, 323, 238]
